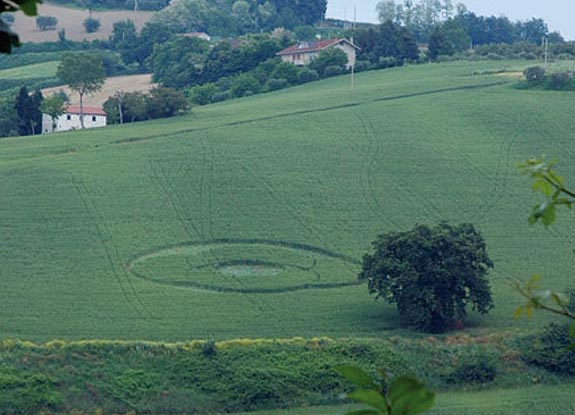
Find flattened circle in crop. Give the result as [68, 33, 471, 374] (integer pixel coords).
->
[128, 239, 361, 293]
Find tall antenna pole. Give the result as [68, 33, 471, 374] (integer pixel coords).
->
[350, 3, 356, 93]
[544, 37, 549, 68]
[134, 0, 139, 26]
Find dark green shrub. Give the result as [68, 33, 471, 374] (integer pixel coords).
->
[36, 16, 58, 31]
[524, 66, 546, 86]
[266, 78, 288, 91]
[309, 48, 348, 77]
[83, 17, 101, 33]
[378, 56, 397, 68]
[323, 65, 344, 77]
[212, 91, 231, 102]
[145, 86, 188, 118]
[547, 71, 574, 90]
[188, 83, 219, 105]
[521, 288, 575, 375]
[354, 60, 371, 72]
[518, 52, 537, 60]
[0, 370, 63, 414]
[270, 62, 299, 85]
[297, 68, 319, 84]
[523, 323, 575, 376]
[486, 53, 504, 60]
[443, 361, 497, 384]
[230, 74, 260, 97]
[201, 340, 217, 358]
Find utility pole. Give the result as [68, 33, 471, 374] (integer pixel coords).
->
[544, 37, 549, 68]
[351, 3, 356, 93]
[134, 0, 139, 26]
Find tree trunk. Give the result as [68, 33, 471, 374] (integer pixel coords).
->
[79, 92, 85, 129]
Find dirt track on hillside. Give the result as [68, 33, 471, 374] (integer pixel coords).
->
[11, 3, 153, 42]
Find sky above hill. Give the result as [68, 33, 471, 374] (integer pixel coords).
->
[326, 0, 575, 40]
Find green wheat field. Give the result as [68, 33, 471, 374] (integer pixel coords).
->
[1, 60, 575, 414]
[1, 61, 574, 341]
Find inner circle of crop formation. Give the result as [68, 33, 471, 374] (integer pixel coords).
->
[128, 240, 361, 293]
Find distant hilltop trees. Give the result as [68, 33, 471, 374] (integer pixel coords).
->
[47, 0, 328, 30]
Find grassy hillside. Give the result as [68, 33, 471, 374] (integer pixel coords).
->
[0, 61, 574, 342]
[0, 61, 59, 79]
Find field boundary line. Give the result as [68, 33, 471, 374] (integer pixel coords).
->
[111, 81, 511, 146]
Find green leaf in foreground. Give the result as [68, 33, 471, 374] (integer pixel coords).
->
[340, 366, 434, 415]
[347, 390, 389, 413]
[388, 376, 435, 415]
[346, 410, 382, 415]
[336, 366, 377, 388]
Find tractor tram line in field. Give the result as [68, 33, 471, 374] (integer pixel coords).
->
[147, 159, 279, 312]
[71, 175, 147, 316]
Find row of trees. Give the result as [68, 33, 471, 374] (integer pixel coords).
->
[151, 35, 288, 89]
[0, 86, 67, 137]
[187, 47, 348, 105]
[425, 14, 563, 60]
[49, 0, 169, 11]
[152, 0, 326, 36]
[103, 87, 187, 124]
[522, 66, 575, 91]
[376, 0, 562, 44]
[354, 21, 419, 67]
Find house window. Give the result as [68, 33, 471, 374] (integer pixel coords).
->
[66, 115, 71, 120]
[92, 116, 97, 122]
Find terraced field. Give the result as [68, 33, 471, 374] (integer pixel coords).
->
[0, 61, 574, 342]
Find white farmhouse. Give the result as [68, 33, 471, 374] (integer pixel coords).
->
[276, 38, 359, 69]
[42, 105, 107, 134]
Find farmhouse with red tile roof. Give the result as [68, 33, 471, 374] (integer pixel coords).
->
[276, 38, 359, 69]
[42, 105, 107, 134]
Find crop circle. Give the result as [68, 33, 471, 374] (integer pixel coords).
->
[128, 239, 361, 293]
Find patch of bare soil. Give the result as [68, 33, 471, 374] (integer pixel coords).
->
[11, 3, 153, 42]
[42, 74, 157, 107]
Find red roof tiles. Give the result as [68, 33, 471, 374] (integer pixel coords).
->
[65, 105, 106, 116]
[277, 38, 358, 56]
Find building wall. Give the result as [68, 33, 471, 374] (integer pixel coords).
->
[280, 52, 317, 66]
[42, 113, 107, 133]
[333, 43, 357, 69]
[280, 42, 356, 69]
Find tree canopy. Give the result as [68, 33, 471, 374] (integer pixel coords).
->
[359, 222, 493, 333]
[57, 52, 105, 128]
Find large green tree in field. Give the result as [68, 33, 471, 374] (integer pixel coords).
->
[57, 53, 105, 129]
[360, 222, 493, 333]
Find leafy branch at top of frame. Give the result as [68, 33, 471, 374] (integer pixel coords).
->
[1, 0, 41, 54]
[336, 366, 435, 415]
[517, 157, 575, 339]
[519, 157, 575, 227]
